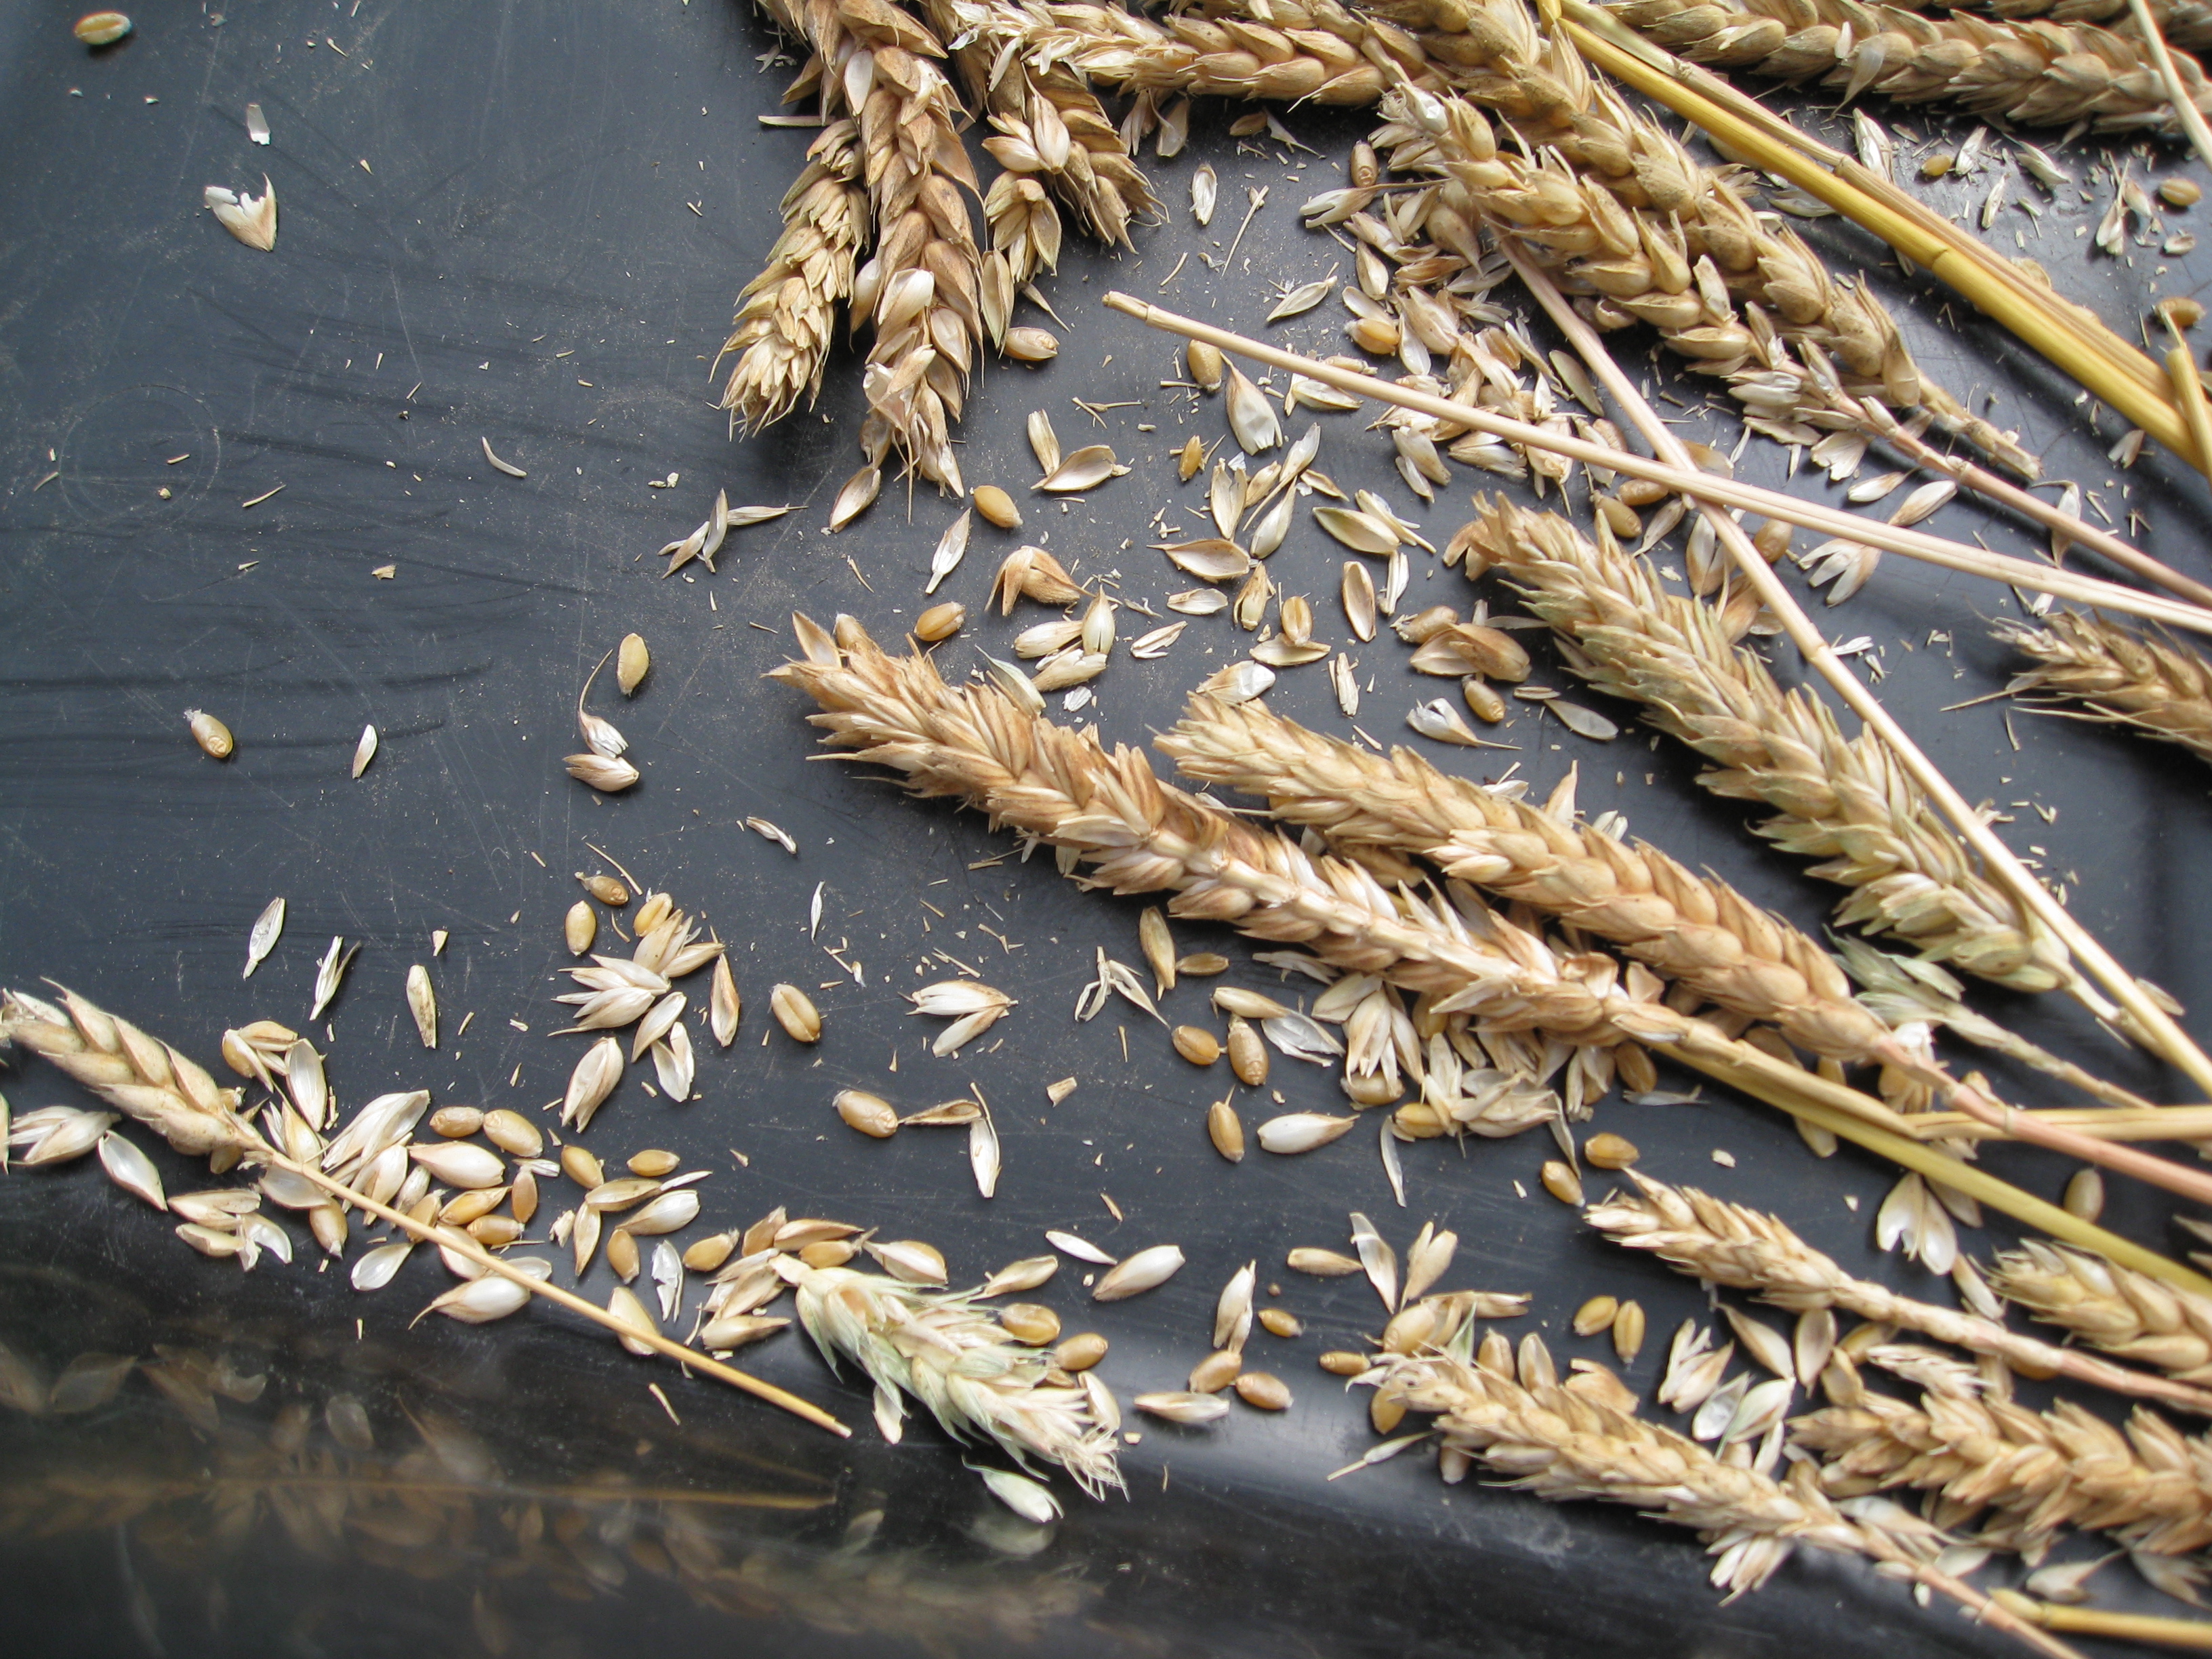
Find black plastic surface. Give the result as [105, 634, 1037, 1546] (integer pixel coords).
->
[4, 4, 2212, 1656]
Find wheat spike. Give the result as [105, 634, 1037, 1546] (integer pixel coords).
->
[0, 985, 260, 1161]
[760, 0, 983, 495]
[791, 1263, 1123, 1494]
[1997, 609, 2212, 763]
[1374, 1330, 1869, 1595]
[1607, 0, 2212, 133]
[1160, 695, 1895, 1063]
[1021, 0, 2030, 470]
[1991, 1240, 2212, 1381]
[1796, 1374, 2212, 1556]
[1452, 495, 2071, 994]
[718, 117, 872, 430]
[930, 0, 1157, 282]
[1587, 1171, 2212, 1411]
[1878, 0, 2212, 54]
[1368, 1319, 2072, 1654]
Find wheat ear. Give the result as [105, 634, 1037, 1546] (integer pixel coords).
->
[0, 985, 849, 1436]
[1368, 1325, 2077, 1653]
[718, 117, 872, 430]
[792, 1263, 1123, 1494]
[1998, 609, 2212, 764]
[762, 0, 983, 495]
[1589, 1171, 2212, 1412]
[1795, 1367, 2212, 1557]
[1607, 0, 2212, 133]
[1451, 495, 2068, 995]
[1991, 1240, 2212, 1382]
[929, 0, 1156, 279]
[1028, 0, 2026, 468]
[1911, 0, 2212, 54]
[1160, 695, 1896, 1064]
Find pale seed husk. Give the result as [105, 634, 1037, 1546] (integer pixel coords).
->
[1093, 1244, 1185, 1301]
[981, 1255, 1060, 1297]
[560, 1036, 623, 1132]
[1257, 1112, 1356, 1154]
[405, 964, 436, 1048]
[1134, 1390, 1229, 1425]
[710, 956, 740, 1047]
[409, 1141, 504, 1190]
[867, 1238, 949, 1285]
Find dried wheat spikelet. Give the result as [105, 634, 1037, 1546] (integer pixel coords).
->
[1452, 496, 2070, 994]
[1022, 0, 2028, 469]
[1795, 1372, 2212, 1555]
[1605, 0, 2212, 134]
[1996, 609, 2212, 764]
[1991, 1240, 2212, 1381]
[1159, 694, 1896, 1064]
[0, 986, 260, 1162]
[1366, 1318, 2061, 1650]
[930, 0, 1157, 280]
[759, 0, 983, 495]
[718, 117, 872, 430]
[1901, 0, 2212, 55]
[791, 1262, 1123, 1494]
[1588, 1171, 2212, 1410]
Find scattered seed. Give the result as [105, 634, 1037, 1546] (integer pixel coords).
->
[1584, 1132, 1639, 1170]
[998, 1303, 1061, 1346]
[1189, 1348, 1244, 1393]
[915, 601, 966, 644]
[75, 13, 133, 47]
[1054, 1332, 1109, 1372]
[481, 1109, 540, 1158]
[1233, 1372, 1290, 1411]
[973, 485, 1021, 529]
[579, 874, 628, 905]
[1258, 1309, 1301, 1338]
[1613, 1300, 1647, 1363]
[1286, 1247, 1361, 1277]
[560, 1144, 605, 1189]
[2163, 178, 2202, 208]
[2063, 1166, 2105, 1222]
[613, 633, 649, 696]
[1226, 1015, 1269, 1086]
[836, 1088, 898, 1139]
[1191, 162, 1218, 226]
[1206, 1098, 1245, 1162]
[1256, 1112, 1355, 1154]
[1540, 1160, 1584, 1206]
[185, 709, 234, 759]
[1174, 1025, 1220, 1066]
[562, 901, 598, 956]
[769, 983, 821, 1042]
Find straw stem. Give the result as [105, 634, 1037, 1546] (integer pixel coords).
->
[1100, 294, 2212, 637]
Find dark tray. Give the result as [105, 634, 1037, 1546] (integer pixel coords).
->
[3, 4, 2209, 1656]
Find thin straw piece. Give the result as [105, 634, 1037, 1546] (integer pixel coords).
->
[1097, 295, 2212, 638]
[2128, 0, 2212, 171]
[1990, 1595, 2212, 1653]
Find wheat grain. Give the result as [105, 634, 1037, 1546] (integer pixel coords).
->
[1588, 1171, 2212, 1411]
[1608, 0, 2212, 134]
[1991, 1240, 2212, 1382]
[1454, 496, 2071, 994]
[1997, 609, 2212, 763]
[1160, 694, 1894, 1063]
[718, 117, 869, 431]
[1795, 1369, 2212, 1555]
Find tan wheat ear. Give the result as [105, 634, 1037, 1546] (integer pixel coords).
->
[1367, 1325, 2081, 1655]
[1607, 0, 2212, 135]
[1795, 1368, 2212, 1559]
[1453, 495, 2068, 994]
[719, 117, 872, 432]
[758, 0, 983, 497]
[1586, 1171, 2212, 1412]
[0, 986, 849, 1437]
[1990, 1240, 2212, 1382]
[1998, 609, 2212, 764]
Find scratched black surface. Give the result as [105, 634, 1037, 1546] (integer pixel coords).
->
[5, 3, 2212, 1656]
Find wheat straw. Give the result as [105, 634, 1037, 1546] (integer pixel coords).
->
[1588, 1172, 2212, 1411]
[1999, 610, 2212, 764]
